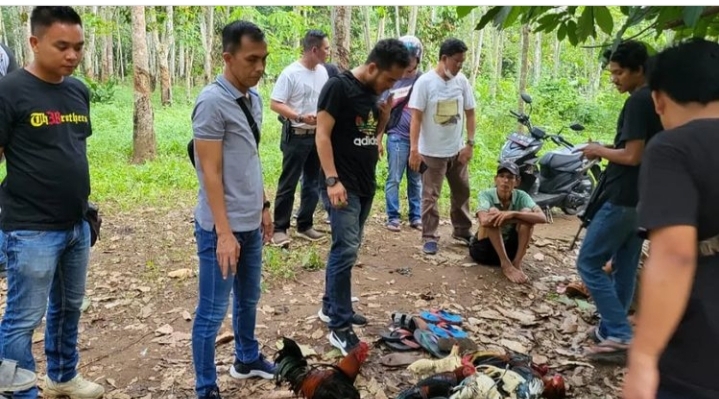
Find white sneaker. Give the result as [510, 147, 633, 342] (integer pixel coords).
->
[43, 374, 105, 399]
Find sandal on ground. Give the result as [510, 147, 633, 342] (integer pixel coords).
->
[385, 221, 401, 232]
[437, 337, 478, 353]
[584, 340, 629, 364]
[0, 359, 37, 392]
[410, 220, 422, 230]
[379, 352, 425, 367]
[413, 329, 447, 359]
[391, 312, 420, 332]
[420, 309, 463, 325]
[379, 328, 421, 351]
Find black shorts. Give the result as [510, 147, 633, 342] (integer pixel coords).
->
[469, 228, 519, 266]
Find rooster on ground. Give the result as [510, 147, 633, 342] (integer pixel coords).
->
[396, 364, 476, 399]
[275, 337, 370, 399]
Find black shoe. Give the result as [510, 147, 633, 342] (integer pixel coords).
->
[329, 327, 361, 356]
[230, 353, 276, 380]
[318, 308, 367, 326]
[199, 387, 221, 399]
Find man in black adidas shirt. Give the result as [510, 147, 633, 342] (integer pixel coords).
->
[316, 39, 409, 355]
[0, 7, 104, 399]
[623, 38, 719, 399]
[575, 41, 663, 362]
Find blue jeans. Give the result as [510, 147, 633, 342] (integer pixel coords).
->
[385, 134, 421, 223]
[0, 232, 7, 270]
[191, 223, 263, 397]
[576, 201, 643, 342]
[322, 193, 373, 329]
[0, 221, 90, 399]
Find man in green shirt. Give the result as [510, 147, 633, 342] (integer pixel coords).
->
[470, 162, 547, 283]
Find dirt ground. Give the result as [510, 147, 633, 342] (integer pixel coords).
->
[1, 205, 626, 399]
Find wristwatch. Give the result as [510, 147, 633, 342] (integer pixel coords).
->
[466, 139, 476, 147]
[325, 176, 339, 187]
[263, 200, 271, 210]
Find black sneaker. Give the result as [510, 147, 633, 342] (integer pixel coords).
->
[318, 308, 368, 326]
[229, 353, 277, 380]
[199, 387, 221, 399]
[329, 327, 361, 356]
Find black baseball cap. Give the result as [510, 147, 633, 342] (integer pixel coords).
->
[497, 161, 520, 176]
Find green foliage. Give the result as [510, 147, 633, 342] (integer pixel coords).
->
[76, 75, 119, 104]
[458, 5, 719, 48]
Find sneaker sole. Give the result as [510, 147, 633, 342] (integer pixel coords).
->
[318, 309, 367, 326]
[229, 365, 274, 380]
[328, 333, 350, 356]
[271, 238, 291, 248]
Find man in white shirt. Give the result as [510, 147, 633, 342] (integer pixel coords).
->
[408, 38, 476, 255]
[270, 30, 330, 247]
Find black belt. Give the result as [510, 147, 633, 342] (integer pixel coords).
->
[292, 128, 316, 135]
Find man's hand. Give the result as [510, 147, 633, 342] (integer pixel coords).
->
[458, 145, 473, 164]
[409, 149, 422, 172]
[580, 142, 604, 160]
[492, 211, 515, 227]
[622, 352, 659, 399]
[303, 115, 317, 126]
[261, 209, 273, 244]
[216, 232, 240, 280]
[378, 140, 385, 158]
[328, 182, 348, 208]
[379, 93, 394, 119]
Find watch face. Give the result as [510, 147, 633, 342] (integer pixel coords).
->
[326, 177, 337, 186]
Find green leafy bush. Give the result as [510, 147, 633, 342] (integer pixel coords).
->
[76, 75, 118, 104]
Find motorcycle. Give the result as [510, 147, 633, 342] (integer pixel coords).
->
[498, 93, 602, 221]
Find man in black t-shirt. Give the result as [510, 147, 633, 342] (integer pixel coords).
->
[576, 41, 663, 362]
[0, 7, 104, 399]
[623, 38, 719, 399]
[316, 39, 409, 355]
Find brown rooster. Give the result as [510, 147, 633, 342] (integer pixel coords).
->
[396, 364, 476, 399]
[274, 337, 370, 399]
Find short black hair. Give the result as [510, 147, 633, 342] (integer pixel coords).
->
[30, 6, 82, 36]
[302, 30, 327, 52]
[602, 40, 648, 72]
[648, 38, 719, 105]
[439, 38, 468, 59]
[222, 20, 265, 54]
[365, 39, 411, 71]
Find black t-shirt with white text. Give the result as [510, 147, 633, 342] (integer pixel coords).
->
[0, 69, 92, 231]
[638, 119, 719, 399]
[604, 86, 663, 207]
[317, 70, 380, 197]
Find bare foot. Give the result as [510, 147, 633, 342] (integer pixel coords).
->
[501, 263, 529, 284]
[512, 258, 523, 270]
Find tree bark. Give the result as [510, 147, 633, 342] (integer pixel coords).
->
[178, 41, 185, 79]
[82, 6, 97, 79]
[469, 9, 485, 84]
[407, 6, 418, 36]
[159, 6, 173, 105]
[394, 6, 401, 37]
[166, 6, 175, 83]
[362, 6, 372, 53]
[331, 6, 352, 70]
[186, 46, 194, 103]
[22, 6, 33, 66]
[131, 6, 156, 164]
[376, 7, 386, 41]
[116, 23, 124, 81]
[199, 7, 214, 84]
[490, 29, 503, 100]
[532, 32, 542, 84]
[99, 7, 114, 82]
[517, 25, 530, 131]
[552, 35, 561, 78]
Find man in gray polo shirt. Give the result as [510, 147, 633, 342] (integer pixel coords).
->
[189, 20, 275, 399]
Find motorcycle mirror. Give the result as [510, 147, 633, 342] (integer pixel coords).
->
[570, 123, 585, 131]
[520, 93, 533, 104]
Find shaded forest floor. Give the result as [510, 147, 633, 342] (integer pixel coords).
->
[0, 205, 625, 399]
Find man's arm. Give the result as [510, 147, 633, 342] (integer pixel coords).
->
[511, 206, 547, 224]
[630, 136, 698, 374]
[462, 77, 477, 143]
[192, 95, 232, 235]
[408, 78, 427, 153]
[270, 100, 302, 122]
[592, 139, 645, 166]
[316, 110, 337, 177]
[464, 108, 476, 143]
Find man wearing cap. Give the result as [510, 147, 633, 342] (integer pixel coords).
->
[470, 162, 547, 283]
[377, 35, 424, 232]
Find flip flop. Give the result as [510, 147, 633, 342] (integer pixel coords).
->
[441, 324, 468, 339]
[414, 329, 447, 359]
[429, 309, 463, 325]
[380, 352, 426, 367]
[380, 328, 421, 351]
[0, 359, 37, 393]
[391, 312, 419, 332]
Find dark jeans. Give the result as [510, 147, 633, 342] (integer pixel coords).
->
[318, 170, 331, 215]
[274, 134, 320, 232]
[322, 192, 373, 329]
[0, 221, 90, 399]
[576, 201, 643, 342]
[191, 223, 263, 397]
